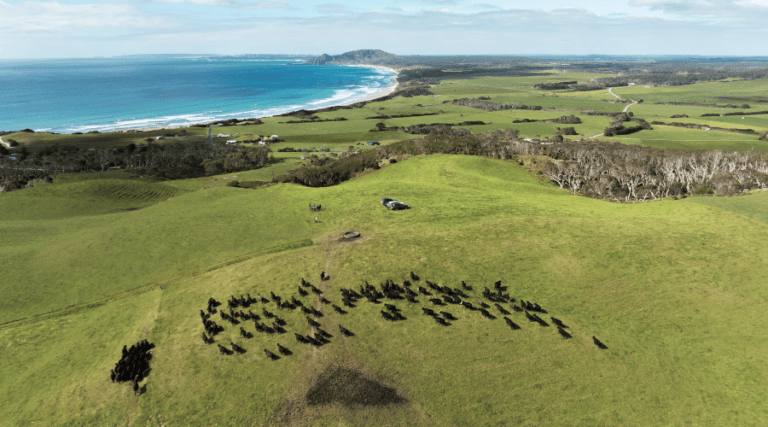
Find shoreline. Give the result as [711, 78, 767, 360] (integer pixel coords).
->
[96, 65, 399, 134]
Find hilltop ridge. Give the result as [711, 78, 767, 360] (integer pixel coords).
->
[304, 49, 402, 66]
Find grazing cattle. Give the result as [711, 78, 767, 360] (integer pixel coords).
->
[422, 307, 436, 316]
[494, 303, 511, 315]
[218, 344, 233, 355]
[231, 343, 246, 354]
[295, 333, 308, 343]
[534, 303, 547, 313]
[133, 382, 140, 395]
[494, 280, 502, 289]
[440, 311, 456, 321]
[342, 299, 355, 308]
[593, 336, 608, 349]
[557, 326, 572, 339]
[434, 316, 449, 326]
[406, 295, 418, 303]
[332, 304, 346, 314]
[461, 281, 472, 290]
[410, 271, 419, 281]
[504, 317, 521, 330]
[384, 303, 399, 312]
[393, 312, 406, 321]
[429, 298, 444, 306]
[418, 287, 431, 295]
[316, 327, 332, 338]
[239, 328, 253, 339]
[532, 314, 549, 326]
[277, 343, 291, 356]
[264, 326, 275, 335]
[270, 291, 277, 301]
[339, 325, 354, 336]
[264, 349, 279, 360]
[307, 317, 321, 328]
[551, 317, 567, 328]
[262, 308, 274, 318]
[110, 370, 116, 382]
[311, 308, 323, 317]
[320, 271, 326, 281]
[301, 305, 312, 314]
[461, 301, 474, 310]
[310, 285, 323, 295]
[380, 311, 394, 321]
[479, 309, 495, 319]
[320, 297, 330, 305]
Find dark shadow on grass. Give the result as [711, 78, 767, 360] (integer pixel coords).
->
[306, 366, 407, 407]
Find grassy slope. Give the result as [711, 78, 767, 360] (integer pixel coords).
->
[0, 171, 314, 324]
[2, 155, 767, 426]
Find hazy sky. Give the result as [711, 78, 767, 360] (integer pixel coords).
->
[1, 0, 766, 58]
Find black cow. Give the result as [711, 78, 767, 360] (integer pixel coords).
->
[384, 303, 399, 312]
[320, 297, 331, 305]
[461, 301, 474, 310]
[307, 317, 321, 328]
[339, 325, 354, 336]
[231, 343, 246, 354]
[263, 308, 274, 318]
[557, 326, 572, 339]
[277, 343, 291, 356]
[264, 349, 279, 360]
[418, 287, 431, 295]
[480, 309, 495, 319]
[295, 333, 308, 343]
[429, 298, 444, 306]
[410, 271, 419, 281]
[504, 317, 521, 330]
[320, 271, 326, 281]
[440, 311, 456, 320]
[593, 336, 608, 349]
[434, 316, 449, 326]
[494, 303, 510, 315]
[218, 344, 233, 355]
[310, 285, 323, 294]
[551, 317, 567, 328]
[422, 307, 436, 316]
[381, 311, 394, 321]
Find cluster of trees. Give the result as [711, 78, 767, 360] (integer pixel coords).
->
[550, 115, 582, 124]
[602, 113, 652, 137]
[445, 97, 543, 111]
[370, 122, 478, 137]
[273, 130, 768, 201]
[0, 141, 277, 190]
[533, 81, 578, 90]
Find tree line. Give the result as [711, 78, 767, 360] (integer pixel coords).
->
[273, 131, 768, 201]
[0, 141, 276, 192]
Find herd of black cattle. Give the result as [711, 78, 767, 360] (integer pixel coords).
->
[109, 339, 155, 395]
[198, 271, 609, 362]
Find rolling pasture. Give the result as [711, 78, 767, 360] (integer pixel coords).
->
[2, 154, 768, 426]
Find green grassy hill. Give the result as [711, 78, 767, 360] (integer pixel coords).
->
[2, 154, 767, 426]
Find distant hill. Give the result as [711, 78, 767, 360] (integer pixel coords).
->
[304, 49, 402, 66]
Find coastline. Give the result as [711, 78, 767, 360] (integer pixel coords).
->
[336, 65, 399, 106]
[122, 65, 400, 133]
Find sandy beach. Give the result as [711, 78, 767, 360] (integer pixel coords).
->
[337, 65, 399, 106]
[123, 65, 399, 133]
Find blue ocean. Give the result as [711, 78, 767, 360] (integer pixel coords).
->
[0, 56, 396, 134]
